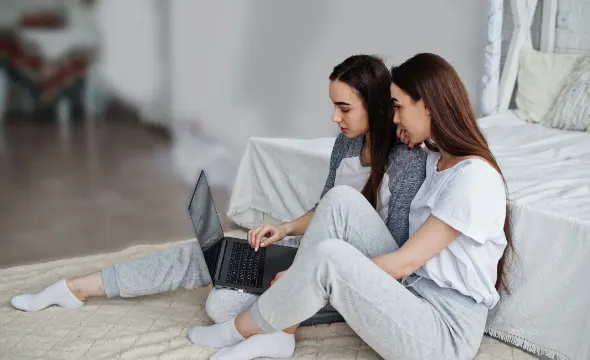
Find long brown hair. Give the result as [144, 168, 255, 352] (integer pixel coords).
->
[330, 55, 396, 209]
[391, 53, 514, 292]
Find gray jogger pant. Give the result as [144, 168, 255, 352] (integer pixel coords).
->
[102, 222, 299, 322]
[101, 230, 262, 324]
[100, 183, 396, 323]
[100, 237, 301, 323]
[248, 185, 489, 360]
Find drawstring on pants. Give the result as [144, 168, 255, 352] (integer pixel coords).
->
[401, 275, 422, 288]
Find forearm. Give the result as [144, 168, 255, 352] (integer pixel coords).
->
[372, 250, 419, 280]
[280, 210, 314, 236]
[373, 216, 459, 279]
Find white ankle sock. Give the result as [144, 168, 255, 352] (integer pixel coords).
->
[188, 317, 245, 348]
[11, 279, 84, 312]
[211, 332, 296, 360]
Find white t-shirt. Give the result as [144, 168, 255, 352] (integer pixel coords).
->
[410, 151, 507, 309]
[333, 157, 391, 221]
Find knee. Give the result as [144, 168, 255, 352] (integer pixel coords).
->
[205, 288, 258, 324]
[205, 289, 234, 323]
[324, 185, 361, 202]
[318, 185, 364, 210]
[312, 239, 354, 267]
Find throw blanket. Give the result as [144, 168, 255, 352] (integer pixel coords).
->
[227, 136, 336, 229]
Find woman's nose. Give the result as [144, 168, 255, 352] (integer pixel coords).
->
[332, 112, 341, 123]
[393, 112, 400, 124]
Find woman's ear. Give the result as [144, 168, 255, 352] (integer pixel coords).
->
[418, 99, 431, 117]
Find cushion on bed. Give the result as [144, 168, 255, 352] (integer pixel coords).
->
[515, 47, 580, 123]
[543, 56, 590, 132]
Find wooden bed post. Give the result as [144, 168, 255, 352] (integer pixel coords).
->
[497, 0, 559, 113]
[498, 0, 538, 112]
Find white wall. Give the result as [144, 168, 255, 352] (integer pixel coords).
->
[94, 0, 167, 123]
[170, 0, 488, 136]
[169, 0, 489, 190]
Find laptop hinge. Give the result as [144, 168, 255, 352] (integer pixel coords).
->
[214, 239, 228, 281]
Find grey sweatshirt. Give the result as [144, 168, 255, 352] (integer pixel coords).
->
[316, 133, 427, 246]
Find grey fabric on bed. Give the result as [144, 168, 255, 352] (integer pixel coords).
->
[543, 56, 590, 132]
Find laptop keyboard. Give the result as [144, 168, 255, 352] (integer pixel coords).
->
[226, 242, 265, 288]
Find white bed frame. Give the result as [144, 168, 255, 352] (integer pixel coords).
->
[497, 0, 558, 112]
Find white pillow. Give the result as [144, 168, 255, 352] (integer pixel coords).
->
[543, 56, 590, 132]
[515, 47, 581, 123]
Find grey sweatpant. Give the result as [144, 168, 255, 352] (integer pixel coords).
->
[101, 221, 294, 322]
[101, 185, 487, 359]
[249, 186, 489, 360]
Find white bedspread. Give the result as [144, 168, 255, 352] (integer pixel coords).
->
[227, 136, 336, 229]
[478, 112, 590, 360]
[228, 111, 590, 360]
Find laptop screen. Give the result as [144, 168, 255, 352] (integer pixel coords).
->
[188, 171, 225, 251]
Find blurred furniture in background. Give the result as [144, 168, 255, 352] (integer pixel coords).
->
[0, 0, 99, 123]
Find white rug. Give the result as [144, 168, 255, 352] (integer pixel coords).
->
[0, 234, 538, 359]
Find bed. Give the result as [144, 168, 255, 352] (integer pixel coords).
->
[227, 1, 590, 359]
[229, 111, 590, 226]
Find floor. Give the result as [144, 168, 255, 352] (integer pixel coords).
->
[0, 112, 233, 269]
[0, 233, 540, 360]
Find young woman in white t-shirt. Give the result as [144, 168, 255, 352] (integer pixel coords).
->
[188, 53, 514, 360]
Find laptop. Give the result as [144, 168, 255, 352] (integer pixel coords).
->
[188, 170, 297, 294]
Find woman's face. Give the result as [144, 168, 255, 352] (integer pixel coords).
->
[329, 80, 369, 138]
[390, 82, 431, 145]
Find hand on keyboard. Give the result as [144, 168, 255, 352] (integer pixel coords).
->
[248, 224, 287, 251]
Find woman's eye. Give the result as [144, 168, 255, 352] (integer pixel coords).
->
[341, 109, 350, 113]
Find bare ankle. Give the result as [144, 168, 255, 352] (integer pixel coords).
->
[283, 324, 299, 334]
[66, 278, 88, 302]
[235, 310, 265, 338]
[66, 272, 106, 301]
